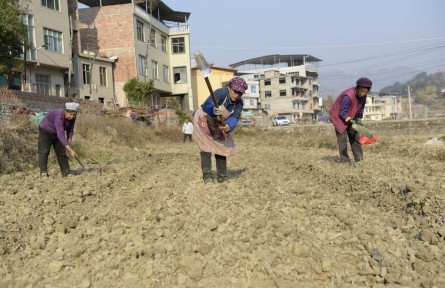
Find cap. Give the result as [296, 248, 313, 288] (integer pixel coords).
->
[65, 102, 80, 112]
[356, 77, 372, 89]
[229, 77, 248, 93]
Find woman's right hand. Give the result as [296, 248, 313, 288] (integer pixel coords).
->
[66, 145, 77, 158]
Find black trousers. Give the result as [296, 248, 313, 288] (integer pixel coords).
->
[200, 151, 227, 181]
[335, 125, 363, 162]
[38, 126, 70, 176]
[183, 133, 192, 142]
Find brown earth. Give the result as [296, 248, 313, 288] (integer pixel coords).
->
[1, 120, 444, 287]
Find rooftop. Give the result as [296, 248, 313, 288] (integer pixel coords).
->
[78, 0, 190, 23]
[229, 54, 321, 69]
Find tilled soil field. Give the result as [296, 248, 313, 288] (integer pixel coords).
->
[1, 121, 444, 288]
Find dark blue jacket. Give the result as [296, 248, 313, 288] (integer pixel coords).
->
[201, 87, 244, 131]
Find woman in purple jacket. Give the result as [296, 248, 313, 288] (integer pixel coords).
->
[38, 102, 80, 177]
[329, 77, 372, 163]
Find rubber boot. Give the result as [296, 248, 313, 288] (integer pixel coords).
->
[200, 151, 213, 183]
[215, 154, 227, 183]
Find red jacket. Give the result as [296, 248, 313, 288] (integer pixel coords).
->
[329, 87, 366, 134]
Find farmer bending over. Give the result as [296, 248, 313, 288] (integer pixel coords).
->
[38, 102, 80, 177]
[329, 77, 372, 163]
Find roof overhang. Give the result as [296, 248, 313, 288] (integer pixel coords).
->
[229, 54, 321, 68]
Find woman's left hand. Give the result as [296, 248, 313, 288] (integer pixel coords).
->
[220, 124, 230, 133]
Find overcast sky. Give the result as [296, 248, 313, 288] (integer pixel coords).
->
[163, 0, 445, 95]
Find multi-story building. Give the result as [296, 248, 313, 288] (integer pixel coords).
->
[364, 94, 402, 120]
[71, 51, 115, 108]
[231, 54, 322, 123]
[19, 0, 72, 96]
[72, 0, 192, 109]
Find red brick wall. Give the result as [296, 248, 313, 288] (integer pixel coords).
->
[0, 89, 102, 116]
[78, 4, 137, 82]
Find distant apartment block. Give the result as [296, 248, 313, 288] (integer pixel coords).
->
[72, 0, 192, 109]
[364, 94, 402, 120]
[231, 55, 322, 123]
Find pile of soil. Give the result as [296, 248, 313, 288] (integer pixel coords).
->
[1, 125, 444, 287]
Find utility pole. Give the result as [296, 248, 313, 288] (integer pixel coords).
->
[407, 85, 413, 119]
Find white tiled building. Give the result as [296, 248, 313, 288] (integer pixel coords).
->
[231, 55, 322, 123]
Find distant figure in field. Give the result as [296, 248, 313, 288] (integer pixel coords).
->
[329, 77, 372, 163]
[182, 118, 194, 143]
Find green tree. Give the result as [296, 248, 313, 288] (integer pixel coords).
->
[0, 0, 28, 74]
[123, 77, 154, 105]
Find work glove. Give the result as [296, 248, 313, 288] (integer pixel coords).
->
[355, 119, 363, 126]
[213, 106, 222, 116]
[349, 119, 356, 125]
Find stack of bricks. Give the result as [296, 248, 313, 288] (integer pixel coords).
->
[0, 89, 103, 121]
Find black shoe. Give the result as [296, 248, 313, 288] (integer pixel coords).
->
[40, 172, 49, 177]
[217, 177, 226, 183]
[62, 170, 80, 177]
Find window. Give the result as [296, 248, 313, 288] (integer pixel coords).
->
[55, 84, 61, 97]
[136, 20, 144, 42]
[35, 74, 51, 95]
[264, 79, 271, 85]
[161, 35, 167, 52]
[279, 78, 286, 84]
[250, 100, 254, 106]
[150, 28, 156, 47]
[82, 64, 91, 84]
[280, 90, 287, 96]
[138, 55, 146, 75]
[99, 67, 107, 86]
[173, 66, 187, 83]
[265, 91, 272, 98]
[23, 14, 36, 60]
[172, 37, 185, 54]
[265, 104, 271, 110]
[98, 97, 104, 104]
[41, 0, 59, 11]
[163, 65, 169, 83]
[151, 60, 158, 80]
[251, 85, 257, 93]
[44, 28, 63, 53]
[85, 96, 90, 100]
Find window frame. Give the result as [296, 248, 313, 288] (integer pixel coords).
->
[151, 60, 158, 80]
[136, 20, 144, 42]
[99, 66, 107, 87]
[41, 0, 60, 11]
[35, 74, 51, 95]
[82, 64, 91, 85]
[163, 65, 169, 83]
[43, 28, 63, 53]
[161, 35, 167, 53]
[173, 66, 187, 83]
[150, 28, 156, 48]
[171, 37, 185, 54]
[138, 55, 147, 76]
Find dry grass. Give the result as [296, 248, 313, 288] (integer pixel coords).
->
[0, 115, 38, 173]
[1, 115, 443, 174]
